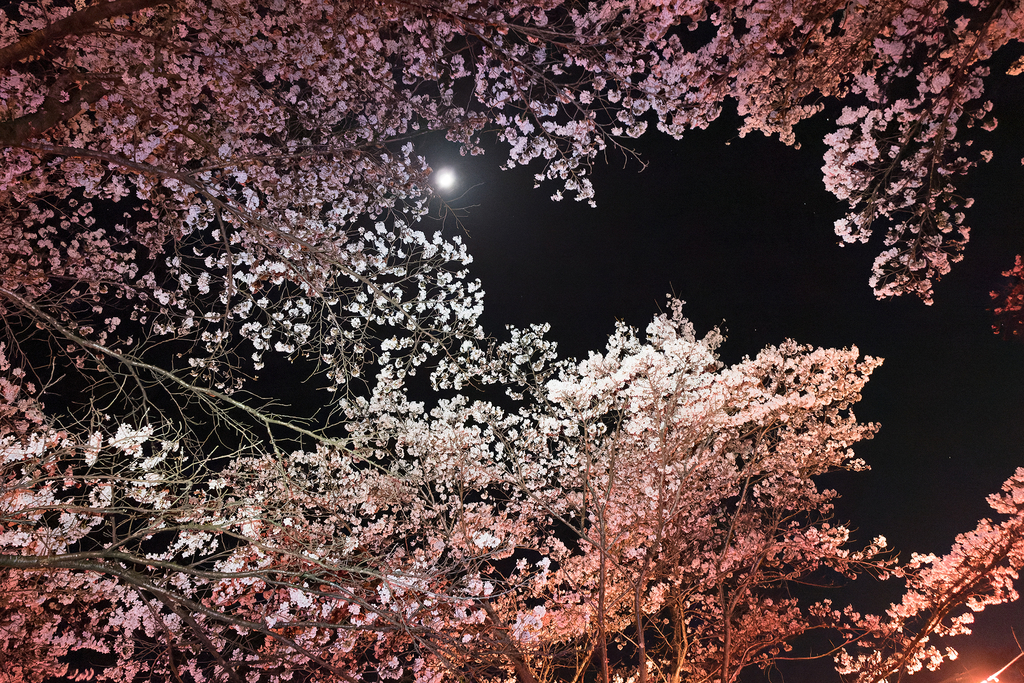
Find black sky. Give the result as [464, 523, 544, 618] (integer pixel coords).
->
[416, 46, 1024, 682]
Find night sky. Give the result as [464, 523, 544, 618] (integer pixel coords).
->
[416, 47, 1024, 683]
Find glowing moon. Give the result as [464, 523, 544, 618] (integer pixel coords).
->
[434, 168, 456, 190]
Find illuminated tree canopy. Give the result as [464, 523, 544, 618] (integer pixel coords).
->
[1, 1, 1023, 682]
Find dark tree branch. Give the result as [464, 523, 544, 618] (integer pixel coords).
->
[0, 0, 174, 70]
[0, 80, 107, 147]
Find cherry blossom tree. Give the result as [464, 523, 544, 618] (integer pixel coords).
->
[429, 305, 892, 683]
[2, 0, 1022, 362]
[3, 1, 1024, 681]
[1, 0, 1021, 466]
[833, 466, 1024, 683]
[1, 0, 499, 453]
[3, 302, 1023, 683]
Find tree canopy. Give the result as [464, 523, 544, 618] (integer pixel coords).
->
[1, 1, 1023, 682]
[5, 303, 1024, 683]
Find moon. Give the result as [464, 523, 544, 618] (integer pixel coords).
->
[434, 168, 456, 191]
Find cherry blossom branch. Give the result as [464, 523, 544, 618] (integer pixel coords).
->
[0, 0, 174, 70]
[0, 285, 348, 448]
[12, 142, 476, 372]
[477, 600, 541, 683]
[0, 80, 108, 147]
[0, 551, 362, 683]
